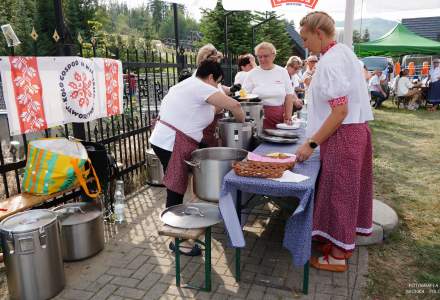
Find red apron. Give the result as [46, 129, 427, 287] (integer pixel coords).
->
[158, 120, 199, 195]
[263, 105, 284, 129]
[201, 113, 223, 147]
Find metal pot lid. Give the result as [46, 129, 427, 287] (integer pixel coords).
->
[259, 134, 299, 144]
[53, 202, 102, 226]
[264, 129, 299, 139]
[160, 203, 222, 229]
[0, 209, 58, 234]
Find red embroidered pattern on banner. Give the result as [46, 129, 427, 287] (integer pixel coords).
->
[271, 0, 318, 9]
[104, 59, 120, 116]
[9, 56, 47, 133]
[69, 71, 93, 107]
[328, 96, 348, 108]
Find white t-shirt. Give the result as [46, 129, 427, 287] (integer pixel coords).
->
[307, 43, 374, 137]
[242, 65, 294, 106]
[291, 73, 302, 90]
[368, 75, 381, 92]
[396, 76, 413, 96]
[234, 71, 248, 85]
[430, 67, 440, 83]
[149, 76, 218, 151]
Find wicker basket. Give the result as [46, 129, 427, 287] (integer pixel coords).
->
[233, 160, 294, 178]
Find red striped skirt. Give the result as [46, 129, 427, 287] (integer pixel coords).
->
[312, 123, 373, 253]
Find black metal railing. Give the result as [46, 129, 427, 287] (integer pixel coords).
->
[0, 34, 238, 200]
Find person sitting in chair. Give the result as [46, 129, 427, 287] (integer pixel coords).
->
[368, 69, 387, 108]
[396, 69, 422, 110]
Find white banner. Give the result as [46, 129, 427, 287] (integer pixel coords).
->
[0, 56, 123, 136]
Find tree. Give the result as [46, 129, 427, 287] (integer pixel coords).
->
[254, 12, 293, 65]
[362, 28, 370, 42]
[353, 29, 361, 43]
[148, 0, 168, 33]
[158, 6, 199, 42]
[199, 2, 253, 55]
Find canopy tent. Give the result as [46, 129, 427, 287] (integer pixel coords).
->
[354, 23, 440, 57]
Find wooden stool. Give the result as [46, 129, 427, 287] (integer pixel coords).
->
[158, 224, 212, 291]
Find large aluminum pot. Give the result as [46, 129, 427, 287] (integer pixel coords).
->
[146, 148, 164, 186]
[218, 117, 254, 150]
[185, 147, 248, 202]
[240, 102, 263, 134]
[53, 202, 104, 261]
[0, 210, 65, 300]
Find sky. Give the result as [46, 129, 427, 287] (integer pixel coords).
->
[118, 0, 440, 24]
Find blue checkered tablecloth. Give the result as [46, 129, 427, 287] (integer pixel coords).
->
[219, 130, 321, 267]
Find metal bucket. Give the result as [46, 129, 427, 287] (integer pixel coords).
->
[0, 210, 65, 300]
[218, 117, 254, 150]
[185, 147, 248, 202]
[146, 148, 164, 186]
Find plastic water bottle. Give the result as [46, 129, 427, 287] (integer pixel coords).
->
[114, 180, 125, 223]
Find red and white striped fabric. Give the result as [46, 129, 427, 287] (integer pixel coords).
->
[0, 56, 123, 135]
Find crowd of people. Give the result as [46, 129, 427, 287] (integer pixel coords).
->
[150, 11, 376, 273]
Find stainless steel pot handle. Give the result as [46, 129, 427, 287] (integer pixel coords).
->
[184, 160, 200, 168]
[183, 206, 204, 217]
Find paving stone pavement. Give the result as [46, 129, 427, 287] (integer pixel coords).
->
[0, 185, 369, 300]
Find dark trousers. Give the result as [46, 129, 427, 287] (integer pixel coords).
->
[371, 91, 387, 108]
[151, 144, 184, 208]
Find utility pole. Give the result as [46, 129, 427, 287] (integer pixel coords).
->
[53, 0, 86, 140]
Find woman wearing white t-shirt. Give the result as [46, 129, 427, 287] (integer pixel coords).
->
[234, 54, 256, 85]
[285, 56, 305, 99]
[243, 42, 303, 129]
[296, 11, 374, 272]
[150, 60, 244, 210]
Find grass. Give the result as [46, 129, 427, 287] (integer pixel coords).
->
[366, 102, 440, 299]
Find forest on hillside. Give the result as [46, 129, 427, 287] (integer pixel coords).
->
[0, 0, 199, 56]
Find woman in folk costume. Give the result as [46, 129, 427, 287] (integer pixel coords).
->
[242, 42, 303, 129]
[295, 11, 374, 272]
[150, 60, 244, 255]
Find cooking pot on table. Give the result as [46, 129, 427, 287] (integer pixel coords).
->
[218, 117, 255, 150]
[53, 202, 104, 261]
[185, 147, 248, 202]
[240, 102, 263, 135]
[0, 210, 65, 300]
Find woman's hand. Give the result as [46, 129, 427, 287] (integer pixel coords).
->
[295, 143, 314, 162]
[284, 118, 293, 125]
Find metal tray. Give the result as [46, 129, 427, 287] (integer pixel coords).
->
[264, 129, 299, 139]
[259, 134, 299, 144]
[160, 203, 222, 229]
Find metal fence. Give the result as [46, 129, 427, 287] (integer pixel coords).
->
[0, 35, 238, 201]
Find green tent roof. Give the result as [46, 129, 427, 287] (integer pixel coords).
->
[355, 23, 440, 57]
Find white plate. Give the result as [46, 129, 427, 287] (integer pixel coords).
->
[276, 123, 301, 130]
[236, 93, 259, 100]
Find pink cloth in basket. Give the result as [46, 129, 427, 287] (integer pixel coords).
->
[247, 152, 296, 164]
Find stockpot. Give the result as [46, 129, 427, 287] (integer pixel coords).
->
[218, 117, 254, 150]
[53, 202, 104, 261]
[0, 209, 65, 300]
[185, 147, 248, 202]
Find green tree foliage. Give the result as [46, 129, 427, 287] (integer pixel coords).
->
[148, 0, 168, 33]
[0, 0, 198, 56]
[199, 2, 254, 55]
[159, 6, 199, 41]
[362, 28, 370, 42]
[353, 29, 362, 43]
[253, 12, 292, 65]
